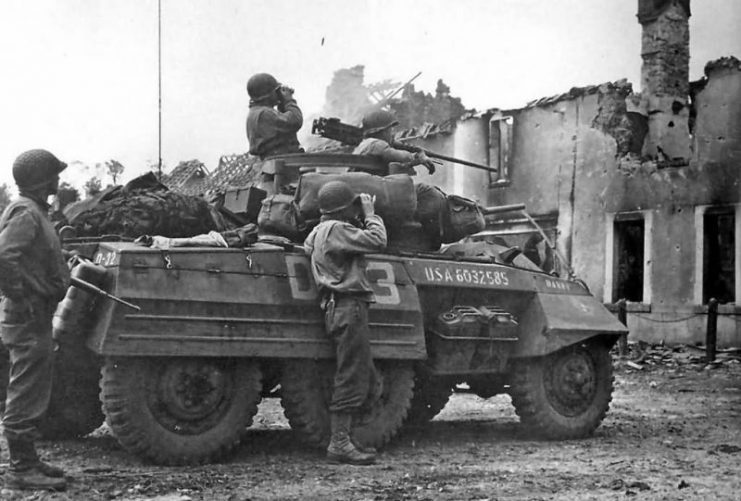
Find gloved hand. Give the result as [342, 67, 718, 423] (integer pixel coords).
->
[415, 151, 436, 175]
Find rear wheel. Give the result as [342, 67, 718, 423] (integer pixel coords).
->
[509, 342, 613, 439]
[280, 359, 414, 449]
[100, 357, 262, 465]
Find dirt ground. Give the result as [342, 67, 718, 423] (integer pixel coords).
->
[1, 345, 739, 501]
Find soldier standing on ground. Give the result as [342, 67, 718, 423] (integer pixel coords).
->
[0, 149, 70, 491]
[353, 109, 435, 176]
[304, 181, 387, 465]
[245, 72, 303, 192]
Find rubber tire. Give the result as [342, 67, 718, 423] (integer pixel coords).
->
[404, 367, 453, 427]
[100, 357, 262, 465]
[39, 338, 105, 439]
[509, 342, 614, 439]
[280, 359, 415, 449]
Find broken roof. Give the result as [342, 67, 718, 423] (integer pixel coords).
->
[521, 79, 633, 110]
[705, 56, 741, 76]
[161, 160, 209, 194]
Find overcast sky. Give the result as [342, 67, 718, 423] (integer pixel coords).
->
[0, 0, 739, 190]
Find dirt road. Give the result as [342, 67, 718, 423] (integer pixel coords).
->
[2, 348, 739, 501]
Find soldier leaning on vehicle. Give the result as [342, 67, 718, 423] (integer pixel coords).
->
[245, 72, 304, 192]
[353, 109, 435, 176]
[0, 149, 70, 491]
[304, 180, 387, 465]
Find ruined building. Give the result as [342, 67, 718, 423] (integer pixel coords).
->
[413, 0, 740, 347]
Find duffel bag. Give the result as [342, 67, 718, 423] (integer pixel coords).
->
[387, 221, 441, 252]
[415, 183, 447, 242]
[442, 194, 485, 243]
[296, 172, 416, 227]
[257, 194, 306, 242]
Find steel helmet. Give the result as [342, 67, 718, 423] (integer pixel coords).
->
[247, 73, 280, 102]
[12, 149, 67, 190]
[361, 109, 399, 136]
[318, 180, 360, 215]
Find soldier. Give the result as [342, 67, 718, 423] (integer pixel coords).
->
[304, 181, 386, 465]
[353, 109, 436, 176]
[0, 149, 70, 491]
[246, 72, 303, 192]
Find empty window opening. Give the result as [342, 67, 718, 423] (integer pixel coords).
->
[613, 219, 645, 302]
[488, 116, 513, 185]
[703, 210, 735, 304]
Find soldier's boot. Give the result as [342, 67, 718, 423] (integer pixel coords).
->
[350, 415, 377, 455]
[5, 439, 67, 491]
[326, 412, 376, 465]
[350, 438, 377, 455]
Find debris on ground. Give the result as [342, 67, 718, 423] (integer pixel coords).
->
[612, 341, 741, 372]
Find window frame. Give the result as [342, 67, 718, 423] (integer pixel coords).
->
[487, 115, 513, 187]
[694, 204, 741, 305]
[604, 210, 653, 305]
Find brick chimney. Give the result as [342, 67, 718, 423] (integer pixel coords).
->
[637, 0, 692, 161]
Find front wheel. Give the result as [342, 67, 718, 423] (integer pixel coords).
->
[509, 342, 614, 439]
[100, 357, 262, 465]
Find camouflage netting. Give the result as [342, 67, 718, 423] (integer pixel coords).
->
[64, 173, 218, 239]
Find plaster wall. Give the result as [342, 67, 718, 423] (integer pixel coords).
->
[451, 119, 490, 200]
[693, 68, 741, 167]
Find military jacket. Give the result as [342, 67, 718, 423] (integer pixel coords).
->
[246, 100, 303, 158]
[0, 196, 69, 302]
[304, 214, 387, 301]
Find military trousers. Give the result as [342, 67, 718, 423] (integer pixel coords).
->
[324, 295, 379, 413]
[0, 296, 55, 442]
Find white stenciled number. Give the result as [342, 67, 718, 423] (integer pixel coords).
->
[285, 255, 319, 300]
[367, 261, 401, 305]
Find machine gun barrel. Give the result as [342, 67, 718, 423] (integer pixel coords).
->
[390, 141, 498, 174]
[312, 116, 498, 174]
[481, 203, 527, 215]
[71, 276, 141, 311]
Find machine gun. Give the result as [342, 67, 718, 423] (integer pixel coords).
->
[311, 117, 498, 174]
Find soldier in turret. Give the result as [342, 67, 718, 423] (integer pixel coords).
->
[246, 72, 304, 191]
[354, 110, 435, 176]
[0, 149, 70, 491]
[304, 180, 386, 465]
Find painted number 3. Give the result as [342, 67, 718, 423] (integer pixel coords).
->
[366, 261, 401, 305]
[286, 256, 401, 305]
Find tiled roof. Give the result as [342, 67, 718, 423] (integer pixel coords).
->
[161, 160, 209, 195]
[202, 153, 259, 192]
[395, 120, 455, 141]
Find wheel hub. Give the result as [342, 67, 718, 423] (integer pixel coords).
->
[151, 359, 233, 434]
[544, 348, 597, 417]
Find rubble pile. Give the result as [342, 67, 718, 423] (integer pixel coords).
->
[614, 341, 741, 370]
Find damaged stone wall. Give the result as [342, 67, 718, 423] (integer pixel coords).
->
[591, 80, 640, 158]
